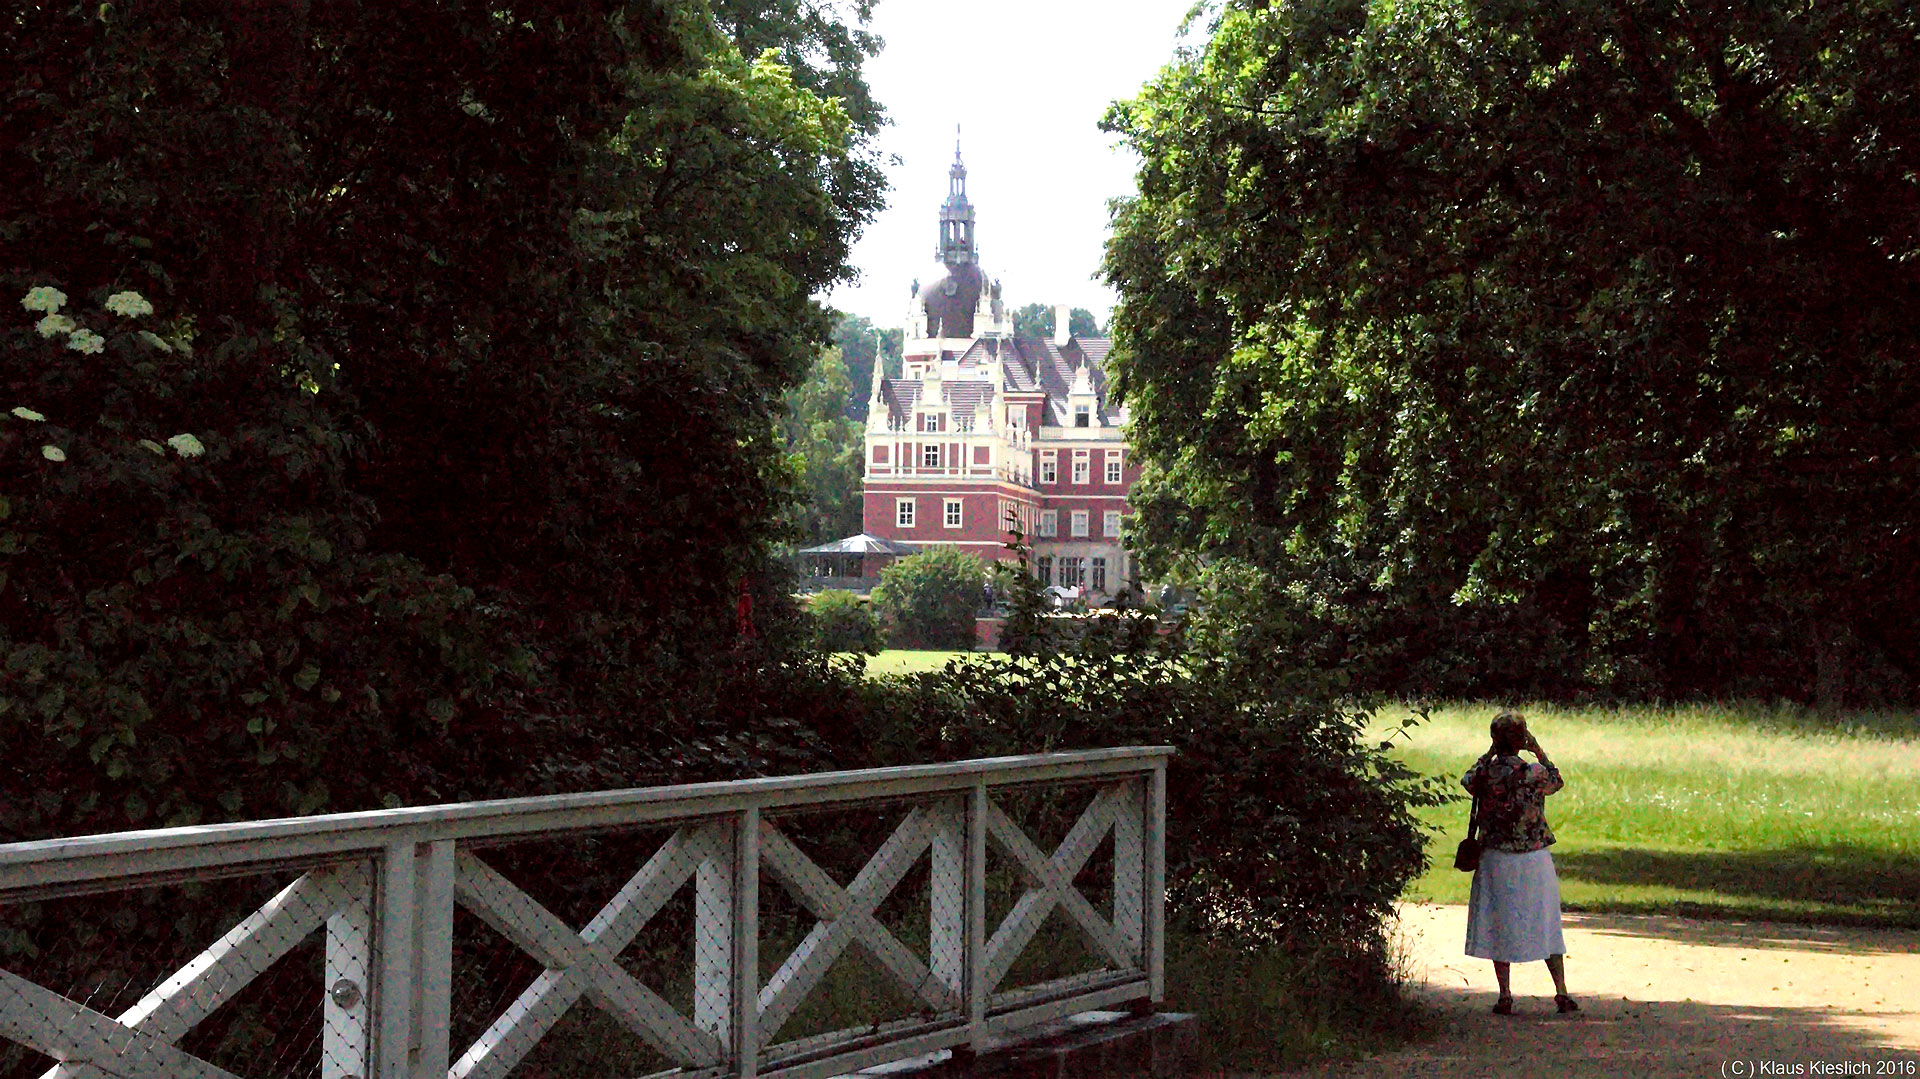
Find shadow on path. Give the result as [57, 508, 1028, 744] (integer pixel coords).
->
[1563, 909, 1920, 958]
[1268, 981, 1920, 1078]
[1265, 904, 1919, 1078]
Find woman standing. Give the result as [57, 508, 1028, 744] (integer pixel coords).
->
[1462, 710, 1578, 1015]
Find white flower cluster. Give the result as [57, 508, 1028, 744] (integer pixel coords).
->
[104, 291, 154, 318]
[21, 285, 112, 353]
[166, 432, 206, 457]
[21, 286, 67, 313]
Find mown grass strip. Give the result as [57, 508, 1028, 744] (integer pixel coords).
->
[859, 649, 998, 678]
[1384, 701, 1920, 928]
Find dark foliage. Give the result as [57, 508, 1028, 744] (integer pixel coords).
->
[1104, 0, 1920, 707]
[850, 615, 1450, 956]
[0, 0, 882, 840]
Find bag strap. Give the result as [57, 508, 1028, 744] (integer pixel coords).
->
[1465, 754, 1492, 841]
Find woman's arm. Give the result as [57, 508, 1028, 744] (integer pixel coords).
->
[1526, 735, 1565, 794]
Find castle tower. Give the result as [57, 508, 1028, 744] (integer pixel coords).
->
[936, 131, 977, 266]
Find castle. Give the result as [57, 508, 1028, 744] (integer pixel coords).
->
[859, 143, 1140, 600]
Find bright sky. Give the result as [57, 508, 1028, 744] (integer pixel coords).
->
[822, 0, 1203, 330]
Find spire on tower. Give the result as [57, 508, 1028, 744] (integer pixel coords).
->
[937, 123, 977, 266]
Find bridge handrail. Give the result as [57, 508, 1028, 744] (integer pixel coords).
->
[0, 747, 1172, 899]
[0, 747, 1172, 1079]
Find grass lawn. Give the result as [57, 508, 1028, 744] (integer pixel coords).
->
[857, 648, 1001, 677]
[1382, 701, 1920, 927]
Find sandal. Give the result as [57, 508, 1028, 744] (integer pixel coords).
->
[1555, 994, 1580, 1014]
[1492, 996, 1514, 1015]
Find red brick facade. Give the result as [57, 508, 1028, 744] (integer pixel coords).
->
[861, 338, 1144, 599]
[857, 152, 1144, 599]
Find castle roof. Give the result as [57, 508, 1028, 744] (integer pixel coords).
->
[878, 335, 1121, 427]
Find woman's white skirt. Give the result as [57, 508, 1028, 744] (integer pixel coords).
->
[1464, 847, 1566, 962]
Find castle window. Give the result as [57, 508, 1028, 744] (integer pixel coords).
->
[896, 499, 915, 528]
[923, 444, 940, 468]
[1040, 457, 1057, 485]
[945, 499, 963, 528]
[1037, 556, 1053, 586]
[1072, 459, 1089, 485]
[1074, 405, 1090, 427]
[1092, 557, 1107, 593]
[1039, 510, 1057, 538]
[1071, 511, 1089, 538]
[1104, 511, 1122, 537]
[1106, 455, 1122, 484]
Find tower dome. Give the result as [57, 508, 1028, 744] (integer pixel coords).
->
[917, 131, 990, 338]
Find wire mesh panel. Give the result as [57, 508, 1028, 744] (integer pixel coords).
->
[446, 823, 734, 1079]
[0, 860, 376, 1079]
[754, 802, 966, 1069]
[982, 779, 1146, 1013]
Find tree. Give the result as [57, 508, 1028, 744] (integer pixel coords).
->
[1104, 0, 1920, 705]
[871, 548, 986, 650]
[830, 313, 903, 419]
[995, 528, 1056, 657]
[1010, 303, 1101, 340]
[0, 0, 885, 840]
[781, 347, 864, 544]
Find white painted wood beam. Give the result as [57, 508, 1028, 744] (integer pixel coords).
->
[0, 970, 245, 1079]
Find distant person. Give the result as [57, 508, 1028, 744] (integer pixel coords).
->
[1462, 710, 1577, 1015]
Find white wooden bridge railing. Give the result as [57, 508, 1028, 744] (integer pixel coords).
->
[0, 747, 1169, 1079]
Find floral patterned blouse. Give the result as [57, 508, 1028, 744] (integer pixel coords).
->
[1461, 752, 1564, 853]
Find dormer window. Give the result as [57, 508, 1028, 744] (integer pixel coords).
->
[1074, 405, 1090, 428]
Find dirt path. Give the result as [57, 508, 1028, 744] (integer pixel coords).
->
[1275, 903, 1920, 1078]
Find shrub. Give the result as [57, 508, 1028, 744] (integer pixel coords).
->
[847, 619, 1451, 957]
[809, 590, 881, 654]
[871, 548, 985, 650]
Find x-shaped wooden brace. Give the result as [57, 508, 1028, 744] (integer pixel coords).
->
[450, 826, 727, 1079]
[757, 807, 958, 1044]
[0, 863, 371, 1079]
[983, 783, 1137, 992]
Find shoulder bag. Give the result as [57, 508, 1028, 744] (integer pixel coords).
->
[1453, 784, 1483, 873]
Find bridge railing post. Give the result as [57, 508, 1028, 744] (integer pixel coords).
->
[1145, 761, 1167, 1003]
[965, 779, 988, 1048]
[411, 841, 455, 1079]
[732, 808, 761, 1078]
[372, 843, 417, 1079]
